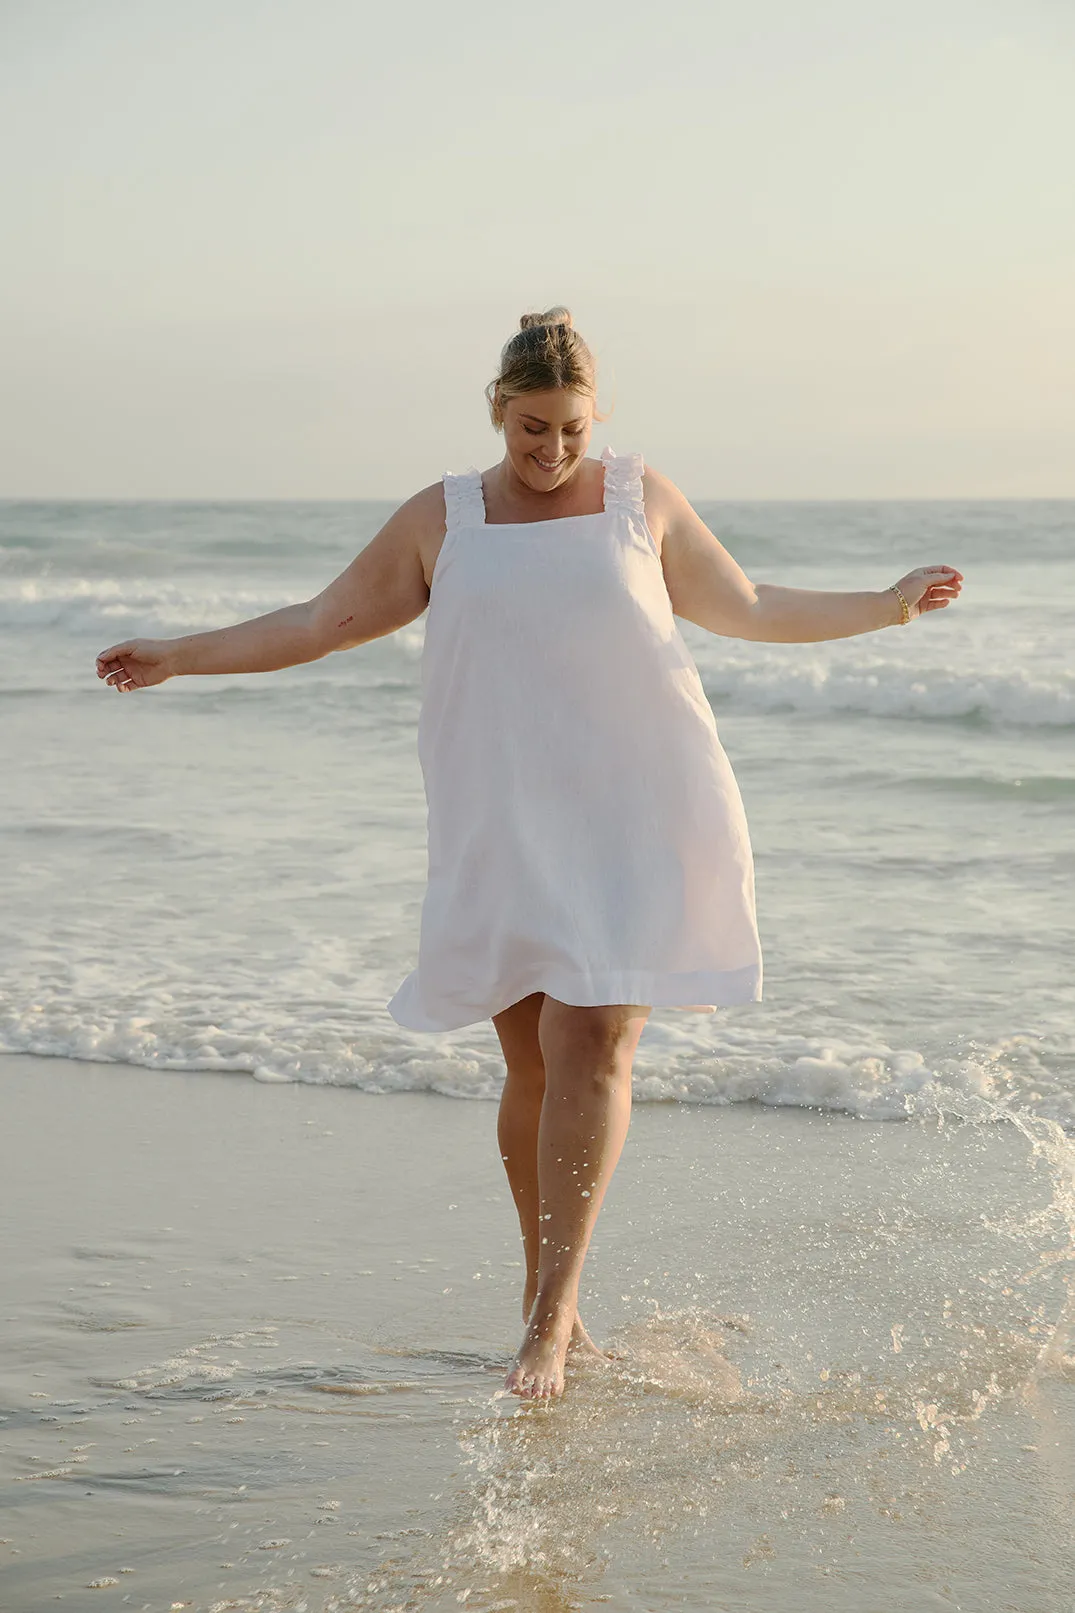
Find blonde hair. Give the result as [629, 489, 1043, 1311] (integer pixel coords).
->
[486, 307, 602, 430]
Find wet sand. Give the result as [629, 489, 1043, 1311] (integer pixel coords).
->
[1, 1053, 1073, 1612]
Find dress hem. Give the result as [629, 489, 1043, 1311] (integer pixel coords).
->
[386, 963, 763, 1033]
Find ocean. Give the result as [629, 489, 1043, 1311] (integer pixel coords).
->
[2, 496, 1073, 1125]
[2, 496, 1074, 1611]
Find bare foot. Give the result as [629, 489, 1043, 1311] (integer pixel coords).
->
[567, 1318, 615, 1363]
[505, 1305, 574, 1400]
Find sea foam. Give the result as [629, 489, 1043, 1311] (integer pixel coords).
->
[3, 996, 1071, 1132]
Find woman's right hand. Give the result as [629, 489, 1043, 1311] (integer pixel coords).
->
[96, 638, 176, 692]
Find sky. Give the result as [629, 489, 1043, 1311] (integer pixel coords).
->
[1, 0, 1073, 499]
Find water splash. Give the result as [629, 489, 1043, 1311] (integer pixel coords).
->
[337, 1096, 1073, 1612]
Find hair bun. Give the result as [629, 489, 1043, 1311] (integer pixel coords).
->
[519, 306, 573, 332]
[487, 307, 599, 432]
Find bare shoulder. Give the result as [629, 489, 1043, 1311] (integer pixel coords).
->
[640, 462, 689, 510]
[382, 480, 448, 543]
[640, 462, 696, 557]
[305, 481, 449, 650]
[370, 481, 448, 590]
[638, 463, 756, 630]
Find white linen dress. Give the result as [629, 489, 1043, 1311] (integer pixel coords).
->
[386, 447, 763, 1031]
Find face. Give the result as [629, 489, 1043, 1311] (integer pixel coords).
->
[500, 389, 594, 492]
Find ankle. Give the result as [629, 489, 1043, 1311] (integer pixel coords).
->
[529, 1288, 578, 1331]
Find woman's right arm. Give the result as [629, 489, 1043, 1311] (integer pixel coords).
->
[97, 485, 442, 691]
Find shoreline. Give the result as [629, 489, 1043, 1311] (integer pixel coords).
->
[2, 1053, 1072, 1611]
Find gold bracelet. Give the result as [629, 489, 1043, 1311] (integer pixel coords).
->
[888, 583, 910, 625]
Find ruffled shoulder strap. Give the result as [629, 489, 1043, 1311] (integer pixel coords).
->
[600, 446, 645, 515]
[442, 468, 486, 534]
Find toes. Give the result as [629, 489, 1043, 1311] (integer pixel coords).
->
[504, 1365, 563, 1401]
[505, 1368, 542, 1400]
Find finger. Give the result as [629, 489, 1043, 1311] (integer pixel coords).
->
[910, 570, 960, 587]
[99, 657, 139, 681]
[96, 643, 134, 667]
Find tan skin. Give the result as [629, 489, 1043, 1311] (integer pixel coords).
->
[96, 386, 964, 1400]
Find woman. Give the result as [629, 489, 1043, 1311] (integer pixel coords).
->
[97, 307, 963, 1402]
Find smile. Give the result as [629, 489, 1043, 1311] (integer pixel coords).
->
[532, 456, 566, 471]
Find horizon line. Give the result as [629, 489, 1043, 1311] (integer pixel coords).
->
[2, 492, 1073, 507]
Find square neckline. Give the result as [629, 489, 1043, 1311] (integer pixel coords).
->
[476, 456, 609, 529]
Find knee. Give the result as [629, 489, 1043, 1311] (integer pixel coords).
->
[503, 1056, 546, 1095]
[538, 1001, 645, 1076]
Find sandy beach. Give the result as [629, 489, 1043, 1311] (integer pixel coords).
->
[2, 1053, 1072, 1611]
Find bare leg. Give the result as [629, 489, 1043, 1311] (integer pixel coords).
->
[504, 996, 650, 1401]
[493, 993, 546, 1313]
[492, 994, 606, 1357]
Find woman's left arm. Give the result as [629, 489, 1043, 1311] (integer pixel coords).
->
[647, 467, 963, 643]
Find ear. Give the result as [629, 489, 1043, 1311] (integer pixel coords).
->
[485, 380, 504, 431]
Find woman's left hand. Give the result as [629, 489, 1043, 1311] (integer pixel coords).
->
[895, 565, 964, 619]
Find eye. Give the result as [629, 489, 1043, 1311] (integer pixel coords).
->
[523, 426, 544, 435]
